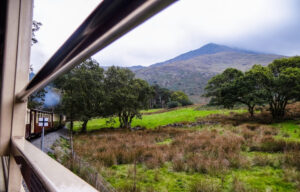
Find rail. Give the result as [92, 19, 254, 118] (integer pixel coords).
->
[11, 137, 98, 192]
[6, 0, 177, 191]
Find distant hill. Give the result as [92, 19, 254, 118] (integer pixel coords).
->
[101, 65, 145, 72]
[134, 43, 285, 103]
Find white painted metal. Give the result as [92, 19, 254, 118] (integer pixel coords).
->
[12, 137, 98, 192]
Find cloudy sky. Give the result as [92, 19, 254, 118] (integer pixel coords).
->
[31, 0, 300, 72]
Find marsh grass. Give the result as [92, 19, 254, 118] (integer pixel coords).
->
[74, 128, 246, 175]
[70, 103, 300, 192]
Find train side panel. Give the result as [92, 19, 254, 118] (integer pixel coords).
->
[26, 109, 66, 139]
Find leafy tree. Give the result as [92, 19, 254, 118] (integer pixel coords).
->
[150, 84, 171, 108]
[167, 101, 179, 109]
[205, 68, 243, 109]
[234, 70, 266, 116]
[54, 58, 105, 132]
[171, 91, 193, 106]
[27, 87, 47, 109]
[249, 57, 300, 118]
[205, 68, 264, 116]
[205, 57, 300, 119]
[104, 67, 153, 129]
[32, 20, 42, 45]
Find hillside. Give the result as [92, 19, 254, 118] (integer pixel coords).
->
[135, 43, 285, 103]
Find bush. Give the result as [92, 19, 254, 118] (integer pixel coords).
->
[252, 154, 282, 168]
[167, 101, 180, 108]
[172, 158, 186, 172]
[250, 137, 300, 152]
[180, 99, 193, 106]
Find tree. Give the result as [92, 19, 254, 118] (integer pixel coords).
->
[54, 58, 105, 132]
[234, 70, 266, 117]
[205, 57, 300, 119]
[205, 68, 264, 117]
[150, 84, 171, 108]
[32, 20, 42, 45]
[104, 67, 153, 129]
[171, 91, 193, 106]
[27, 87, 47, 109]
[205, 68, 243, 109]
[249, 57, 300, 119]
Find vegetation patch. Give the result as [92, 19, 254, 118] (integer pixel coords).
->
[72, 106, 245, 131]
[70, 105, 300, 191]
[156, 138, 173, 145]
[72, 122, 300, 191]
[272, 121, 300, 142]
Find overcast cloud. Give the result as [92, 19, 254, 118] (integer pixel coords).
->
[31, 0, 300, 71]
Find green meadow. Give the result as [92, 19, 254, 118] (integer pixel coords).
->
[60, 105, 300, 192]
[73, 106, 245, 131]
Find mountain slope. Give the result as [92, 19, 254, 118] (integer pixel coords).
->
[135, 43, 285, 103]
[151, 43, 260, 67]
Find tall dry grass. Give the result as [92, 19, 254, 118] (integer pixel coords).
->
[74, 127, 246, 174]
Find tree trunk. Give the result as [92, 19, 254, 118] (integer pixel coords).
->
[270, 101, 287, 119]
[118, 114, 123, 128]
[248, 105, 254, 117]
[81, 120, 88, 133]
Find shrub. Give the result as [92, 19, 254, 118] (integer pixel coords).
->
[250, 137, 300, 152]
[252, 154, 282, 168]
[167, 101, 180, 108]
[172, 158, 186, 172]
[181, 99, 193, 106]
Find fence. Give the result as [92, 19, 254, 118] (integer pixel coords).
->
[66, 150, 116, 192]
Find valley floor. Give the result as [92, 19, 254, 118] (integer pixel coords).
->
[59, 104, 300, 192]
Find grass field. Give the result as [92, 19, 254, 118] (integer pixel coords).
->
[73, 106, 245, 131]
[71, 120, 300, 191]
[273, 121, 300, 142]
[57, 105, 300, 192]
[140, 108, 164, 114]
[103, 163, 295, 192]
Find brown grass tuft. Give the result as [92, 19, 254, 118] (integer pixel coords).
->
[74, 128, 246, 175]
[189, 178, 221, 192]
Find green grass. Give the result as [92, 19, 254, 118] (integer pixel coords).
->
[101, 163, 297, 192]
[156, 138, 173, 145]
[140, 108, 163, 113]
[73, 107, 245, 131]
[272, 121, 300, 142]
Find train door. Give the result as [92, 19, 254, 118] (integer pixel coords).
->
[31, 110, 35, 134]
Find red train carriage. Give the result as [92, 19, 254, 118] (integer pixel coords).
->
[25, 109, 65, 139]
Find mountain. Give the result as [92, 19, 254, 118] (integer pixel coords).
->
[134, 43, 285, 103]
[126, 65, 146, 71]
[101, 65, 145, 71]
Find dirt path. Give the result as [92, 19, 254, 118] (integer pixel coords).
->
[31, 128, 69, 153]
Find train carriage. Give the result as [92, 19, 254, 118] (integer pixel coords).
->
[25, 109, 65, 139]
